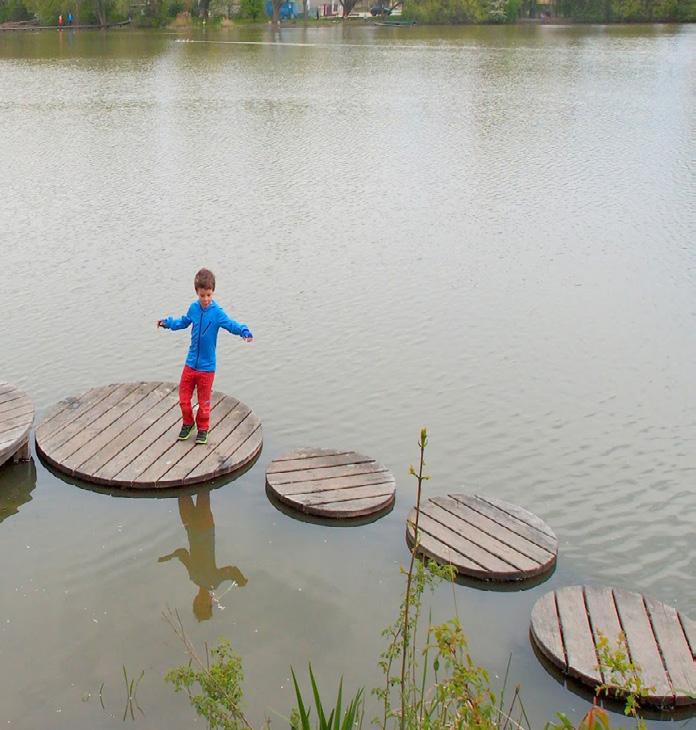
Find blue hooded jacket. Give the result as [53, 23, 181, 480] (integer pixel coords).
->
[162, 300, 252, 373]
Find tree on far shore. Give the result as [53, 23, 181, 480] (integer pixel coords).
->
[239, 0, 262, 19]
[338, 0, 360, 16]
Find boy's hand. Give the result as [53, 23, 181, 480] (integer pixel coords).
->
[243, 335, 253, 343]
[156, 319, 165, 329]
[241, 327, 253, 342]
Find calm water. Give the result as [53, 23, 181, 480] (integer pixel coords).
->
[1, 22, 695, 728]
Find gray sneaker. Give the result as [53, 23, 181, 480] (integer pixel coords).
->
[178, 424, 194, 441]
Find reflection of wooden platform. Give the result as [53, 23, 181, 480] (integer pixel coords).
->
[35, 382, 262, 489]
[266, 449, 395, 518]
[0, 383, 33, 467]
[407, 494, 557, 581]
[531, 586, 696, 708]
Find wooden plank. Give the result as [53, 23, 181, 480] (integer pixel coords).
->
[0, 388, 21, 406]
[0, 422, 29, 446]
[78, 385, 179, 479]
[0, 412, 35, 438]
[303, 493, 393, 518]
[431, 496, 555, 567]
[481, 495, 557, 539]
[267, 451, 372, 473]
[61, 383, 171, 471]
[271, 448, 348, 461]
[293, 483, 396, 506]
[0, 425, 32, 464]
[157, 401, 249, 484]
[35, 385, 114, 441]
[421, 501, 540, 574]
[91, 400, 184, 483]
[268, 461, 386, 484]
[187, 413, 262, 482]
[645, 597, 696, 704]
[584, 586, 623, 684]
[139, 397, 244, 485]
[449, 494, 558, 553]
[613, 588, 672, 702]
[408, 520, 499, 577]
[408, 512, 520, 577]
[556, 586, 602, 686]
[111, 392, 226, 485]
[213, 422, 263, 477]
[680, 613, 696, 659]
[39, 383, 135, 450]
[531, 591, 567, 672]
[0, 395, 31, 417]
[50, 383, 159, 463]
[0, 421, 31, 446]
[270, 470, 394, 496]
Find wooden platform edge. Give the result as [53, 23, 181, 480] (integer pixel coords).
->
[267, 475, 395, 518]
[530, 588, 696, 709]
[406, 506, 558, 582]
[36, 427, 264, 489]
[0, 428, 32, 467]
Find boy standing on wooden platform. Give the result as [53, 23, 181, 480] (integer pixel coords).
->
[157, 268, 253, 445]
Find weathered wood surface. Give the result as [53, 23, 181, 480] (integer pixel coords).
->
[406, 494, 557, 581]
[0, 383, 34, 467]
[266, 448, 396, 518]
[35, 382, 262, 488]
[531, 586, 696, 708]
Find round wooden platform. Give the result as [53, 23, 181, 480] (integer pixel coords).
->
[265, 448, 396, 518]
[531, 586, 696, 708]
[406, 494, 558, 581]
[0, 383, 34, 467]
[35, 382, 262, 489]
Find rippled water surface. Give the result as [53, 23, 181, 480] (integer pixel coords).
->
[1, 22, 695, 728]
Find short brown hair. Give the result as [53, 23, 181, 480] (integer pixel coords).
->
[194, 268, 215, 291]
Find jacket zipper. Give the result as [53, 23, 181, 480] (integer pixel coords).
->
[195, 309, 204, 369]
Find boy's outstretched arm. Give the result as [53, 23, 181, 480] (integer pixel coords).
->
[218, 309, 253, 342]
[157, 313, 192, 330]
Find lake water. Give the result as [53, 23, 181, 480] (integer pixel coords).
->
[0, 21, 695, 729]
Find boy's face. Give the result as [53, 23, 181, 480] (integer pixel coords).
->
[197, 287, 214, 309]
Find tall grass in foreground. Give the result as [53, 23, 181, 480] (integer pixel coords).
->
[164, 429, 651, 730]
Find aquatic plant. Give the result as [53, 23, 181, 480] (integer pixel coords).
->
[290, 665, 364, 730]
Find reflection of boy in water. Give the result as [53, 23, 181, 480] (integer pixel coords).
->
[159, 491, 247, 621]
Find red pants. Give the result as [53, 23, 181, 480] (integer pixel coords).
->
[179, 365, 215, 431]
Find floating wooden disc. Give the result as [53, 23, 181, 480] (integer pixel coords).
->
[266, 448, 396, 519]
[0, 383, 34, 467]
[406, 494, 558, 581]
[531, 585, 696, 708]
[35, 382, 262, 489]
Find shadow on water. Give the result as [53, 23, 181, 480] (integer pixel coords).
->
[451, 561, 557, 592]
[158, 488, 247, 622]
[39, 447, 261, 499]
[529, 631, 696, 723]
[0, 458, 37, 525]
[265, 481, 395, 527]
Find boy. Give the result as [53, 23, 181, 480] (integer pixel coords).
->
[157, 268, 253, 445]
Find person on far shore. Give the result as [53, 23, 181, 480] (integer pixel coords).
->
[67, 11, 73, 25]
[157, 268, 253, 446]
[58, 13, 63, 28]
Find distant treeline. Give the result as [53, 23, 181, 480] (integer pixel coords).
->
[0, 0, 249, 26]
[402, 0, 696, 22]
[1, 0, 694, 26]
